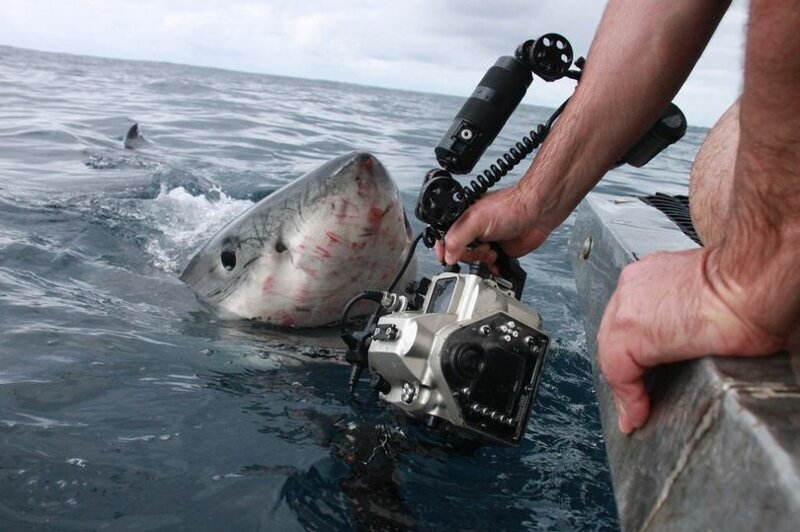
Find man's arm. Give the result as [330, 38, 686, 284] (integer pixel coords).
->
[441, 0, 730, 265]
[599, 0, 800, 433]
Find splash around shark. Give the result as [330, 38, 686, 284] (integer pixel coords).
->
[180, 152, 415, 328]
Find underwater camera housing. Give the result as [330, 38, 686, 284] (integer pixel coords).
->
[366, 268, 548, 446]
[342, 32, 686, 447]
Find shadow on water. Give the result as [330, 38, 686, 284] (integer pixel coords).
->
[190, 327, 618, 530]
[202, 361, 486, 531]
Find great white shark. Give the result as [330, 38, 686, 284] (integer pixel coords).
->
[180, 151, 415, 328]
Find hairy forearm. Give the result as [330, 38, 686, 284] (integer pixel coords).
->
[706, 0, 800, 342]
[520, 0, 730, 231]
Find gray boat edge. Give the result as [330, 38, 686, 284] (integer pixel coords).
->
[568, 193, 800, 531]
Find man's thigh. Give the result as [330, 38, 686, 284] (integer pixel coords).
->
[689, 100, 740, 247]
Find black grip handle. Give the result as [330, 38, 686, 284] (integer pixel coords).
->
[490, 243, 526, 300]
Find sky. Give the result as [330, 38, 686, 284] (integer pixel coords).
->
[1, 0, 748, 126]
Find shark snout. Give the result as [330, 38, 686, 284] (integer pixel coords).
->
[345, 152, 393, 200]
[354, 151, 374, 172]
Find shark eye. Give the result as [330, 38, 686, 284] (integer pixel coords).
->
[220, 249, 236, 271]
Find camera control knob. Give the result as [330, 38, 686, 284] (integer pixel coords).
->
[525, 336, 541, 354]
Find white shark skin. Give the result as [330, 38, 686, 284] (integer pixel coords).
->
[180, 152, 415, 328]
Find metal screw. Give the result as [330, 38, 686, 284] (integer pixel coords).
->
[502, 334, 511, 342]
[581, 236, 593, 260]
[506, 321, 516, 329]
[401, 382, 417, 404]
[459, 128, 474, 140]
[479, 325, 491, 336]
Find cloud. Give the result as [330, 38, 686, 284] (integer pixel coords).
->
[0, 0, 747, 126]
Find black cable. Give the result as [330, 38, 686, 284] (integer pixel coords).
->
[340, 290, 385, 350]
[340, 230, 424, 346]
[462, 98, 570, 207]
[387, 231, 425, 292]
[341, 231, 426, 395]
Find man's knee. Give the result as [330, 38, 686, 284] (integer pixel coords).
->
[689, 100, 740, 247]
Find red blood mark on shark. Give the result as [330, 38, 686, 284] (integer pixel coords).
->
[368, 206, 390, 225]
[331, 197, 352, 220]
[315, 245, 331, 258]
[297, 288, 314, 302]
[261, 276, 275, 294]
[326, 231, 342, 244]
[300, 265, 318, 277]
[275, 311, 295, 328]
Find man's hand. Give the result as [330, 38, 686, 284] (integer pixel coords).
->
[597, 248, 786, 434]
[434, 184, 552, 266]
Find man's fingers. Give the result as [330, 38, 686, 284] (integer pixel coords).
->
[434, 241, 445, 263]
[443, 206, 491, 264]
[598, 304, 651, 433]
[600, 343, 651, 433]
[612, 394, 635, 434]
[609, 379, 650, 434]
[445, 242, 495, 265]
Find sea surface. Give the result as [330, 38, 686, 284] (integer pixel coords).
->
[0, 45, 706, 531]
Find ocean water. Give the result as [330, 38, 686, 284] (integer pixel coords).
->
[0, 45, 706, 530]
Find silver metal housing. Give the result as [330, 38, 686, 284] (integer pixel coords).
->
[367, 271, 547, 443]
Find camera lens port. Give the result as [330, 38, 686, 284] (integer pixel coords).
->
[451, 344, 487, 381]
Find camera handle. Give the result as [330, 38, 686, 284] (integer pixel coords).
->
[490, 244, 527, 300]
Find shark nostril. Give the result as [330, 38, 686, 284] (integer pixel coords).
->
[220, 249, 236, 271]
[275, 241, 287, 253]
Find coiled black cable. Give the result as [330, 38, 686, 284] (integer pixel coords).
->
[463, 98, 570, 206]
